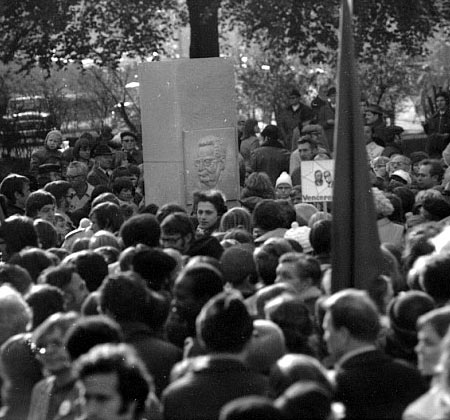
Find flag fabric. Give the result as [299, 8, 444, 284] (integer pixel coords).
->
[330, 0, 384, 292]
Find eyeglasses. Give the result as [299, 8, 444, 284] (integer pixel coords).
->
[66, 193, 76, 199]
[195, 158, 216, 169]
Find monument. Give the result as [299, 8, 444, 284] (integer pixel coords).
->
[139, 58, 239, 207]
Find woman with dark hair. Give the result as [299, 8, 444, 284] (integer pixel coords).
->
[43, 180, 75, 242]
[0, 215, 38, 261]
[89, 202, 124, 234]
[195, 190, 227, 237]
[72, 136, 95, 170]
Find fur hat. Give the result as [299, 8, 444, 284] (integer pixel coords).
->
[276, 172, 293, 188]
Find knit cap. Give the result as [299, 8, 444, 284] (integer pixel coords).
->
[276, 172, 293, 188]
[284, 222, 312, 253]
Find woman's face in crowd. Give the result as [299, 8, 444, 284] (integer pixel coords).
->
[197, 201, 218, 230]
[34, 328, 71, 375]
[79, 146, 91, 161]
[416, 323, 442, 376]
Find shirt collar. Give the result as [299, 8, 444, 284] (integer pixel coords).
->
[336, 344, 377, 369]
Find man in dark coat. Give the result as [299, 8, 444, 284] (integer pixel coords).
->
[323, 289, 427, 420]
[250, 125, 290, 186]
[99, 272, 182, 397]
[87, 143, 114, 187]
[425, 92, 450, 158]
[279, 88, 314, 150]
[162, 291, 269, 420]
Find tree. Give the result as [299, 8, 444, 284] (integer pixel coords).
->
[222, 0, 444, 64]
[0, 0, 177, 72]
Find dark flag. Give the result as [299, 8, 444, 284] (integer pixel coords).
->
[331, 0, 384, 292]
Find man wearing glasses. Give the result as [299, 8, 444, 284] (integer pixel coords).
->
[66, 161, 94, 212]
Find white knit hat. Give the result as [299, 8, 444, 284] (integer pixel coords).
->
[284, 221, 313, 253]
[276, 171, 293, 188]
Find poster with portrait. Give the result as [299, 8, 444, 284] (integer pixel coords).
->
[301, 160, 335, 202]
[183, 128, 239, 204]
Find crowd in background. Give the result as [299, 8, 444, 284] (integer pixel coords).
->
[0, 87, 450, 419]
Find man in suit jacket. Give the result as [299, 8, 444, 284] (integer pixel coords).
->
[323, 289, 427, 420]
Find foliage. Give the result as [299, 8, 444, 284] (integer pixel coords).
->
[222, 0, 443, 65]
[0, 0, 177, 72]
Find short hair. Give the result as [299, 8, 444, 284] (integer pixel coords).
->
[242, 172, 275, 200]
[156, 203, 187, 224]
[39, 263, 77, 291]
[269, 354, 333, 398]
[419, 253, 450, 303]
[43, 180, 71, 205]
[324, 289, 381, 342]
[436, 91, 450, 104]
[94, 246, 120, 264]
[297, 135, 317, 149]
[0, 215, 39, 259]
[9, 247, 54, 283]
[63, 250, 108, 292]
[176, 263, 224, 301]
[219, 396, 283, 420]
[31, 311, 79, 350]
[265, 295, 314, 355]
[417, 306, 450, 338]
[279, 253, 321, 287]
[197, 190, 228, 218]
[25, 190, 56, 219]
[197, 291, 253, 353]
[112, 177, 135, 196]
[309, 219, 331, 254]
[422, 196, 450, 221]
[89, 202, 124, 233]
[220, 207, 252, 233]
[25, 284, 65, 329]
[33, 219, 58, 249]
[0, 174, 29, 203]
[0, 284, 31, 346]
[261, 125, 280, 141]
[119, 214, 160, 248]
[99, 272, 147, 323]
[420, 159, 445, 183]
[89, 230, 121, 251]
[0, 263, 32, 295]
[161, 212, 194, 237]
[252, 200, 285, 231]
[76, 343, 151, 419]
[90, 193, 117, 211]
[67, 161, 89, 176]
[132, 247, 177, 291]
[65, 315, 123, 360]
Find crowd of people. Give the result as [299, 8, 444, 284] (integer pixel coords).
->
[0, 86, 450, 420]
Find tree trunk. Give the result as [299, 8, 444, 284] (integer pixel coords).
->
[187, 0, 220, 58]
